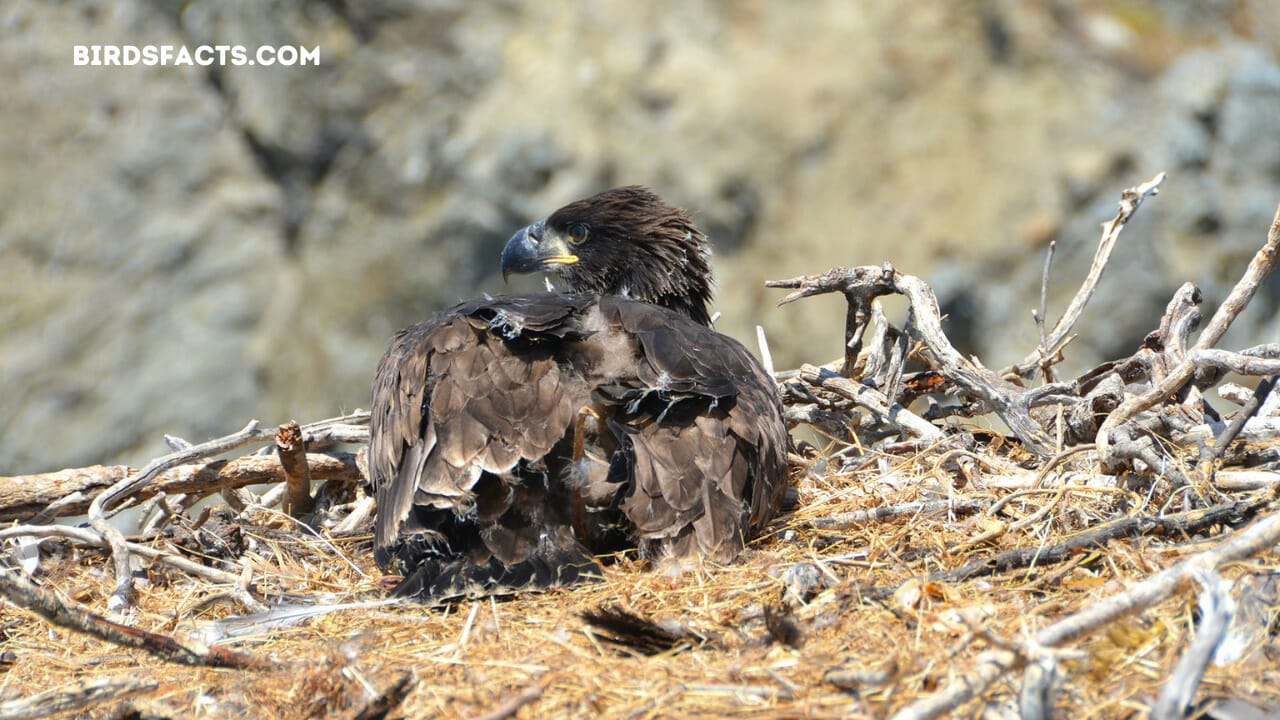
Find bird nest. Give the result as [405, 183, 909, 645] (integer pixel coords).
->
[3, 175, 1280, 719]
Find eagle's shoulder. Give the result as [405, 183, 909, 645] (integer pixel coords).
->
[592, 295, 776, 407]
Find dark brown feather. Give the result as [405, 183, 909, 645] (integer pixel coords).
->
[369, 188, 788, 602]
[579, 605, 705, 655]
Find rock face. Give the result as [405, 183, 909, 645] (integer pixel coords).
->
[939, 40, 1280, 374]
[2, 1, 1278, 473]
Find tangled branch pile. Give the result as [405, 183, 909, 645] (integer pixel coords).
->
[2, 175, 1279, 719]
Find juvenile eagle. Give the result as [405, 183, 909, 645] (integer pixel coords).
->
[369, 186, 788, 600]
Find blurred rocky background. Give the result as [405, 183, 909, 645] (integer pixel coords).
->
[3, 0, 1279, 473]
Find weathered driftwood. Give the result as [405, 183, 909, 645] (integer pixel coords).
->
[769, 184, 1280, 493]
[1096, 203, 1280, 468]
[0, 452, 362, 523]
[771, 265, 1057, 456]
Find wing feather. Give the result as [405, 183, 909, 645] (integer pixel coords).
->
[370, 292, 788, 598]
[370, 295, 595, 558]
[591, 296, 788, 561]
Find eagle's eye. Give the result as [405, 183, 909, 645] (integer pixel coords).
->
[567, 223, 589, 245]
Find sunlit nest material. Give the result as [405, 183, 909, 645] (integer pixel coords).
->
[2, 175, 1280, 719]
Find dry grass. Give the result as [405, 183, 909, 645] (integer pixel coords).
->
[3, 444, 1279, 719]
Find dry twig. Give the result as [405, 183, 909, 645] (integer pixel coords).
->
[0, 566, 271, 669]
[87, 420, 263, 612]
[476, 673, 553, 720]
[890, 491, 1280, 720]
[0, 677, 160, 720]
[0, 524, 246, 586]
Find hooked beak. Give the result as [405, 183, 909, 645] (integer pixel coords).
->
[500, 220, 580, 283]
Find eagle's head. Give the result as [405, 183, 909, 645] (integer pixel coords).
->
[501, 186, 714, 325]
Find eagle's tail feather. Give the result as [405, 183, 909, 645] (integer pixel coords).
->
[390, 529, 602, 602]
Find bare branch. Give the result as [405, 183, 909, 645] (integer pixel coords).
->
[93, 420, 265, 515]
[1007, 172, 1166, 379]
[770, 263, 899, 377]
[1035, 239, 1057, 368]
[1189, 348, 1280, 376]
[1099, 202, 1280, 466]
[798, 364, 942, 442]
[769, 267, 1055, 455]
[1151, 572, 1234, 720]
[1207, 375, 1277, 467]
